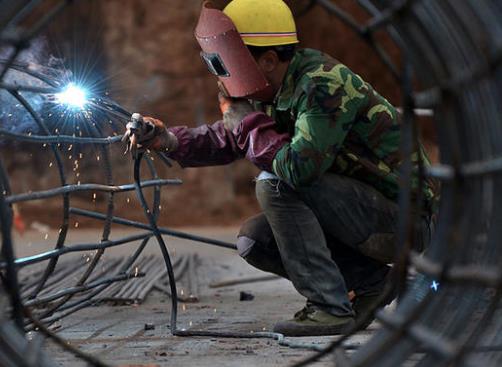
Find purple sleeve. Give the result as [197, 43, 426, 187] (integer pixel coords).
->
[235, 112, 290, 172]
[168, 121, 244, 167]
[167, 112, 290, 171]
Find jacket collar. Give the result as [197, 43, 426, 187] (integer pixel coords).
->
[274, 50, 302, 111]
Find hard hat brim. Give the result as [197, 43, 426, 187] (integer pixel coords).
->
[241, 34, 299, 47]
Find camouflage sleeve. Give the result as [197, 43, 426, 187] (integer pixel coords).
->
[272, 65, 370, 187]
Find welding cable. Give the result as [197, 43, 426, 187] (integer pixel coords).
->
[133, 153, 179, 333]
[175, 329, 326, 351]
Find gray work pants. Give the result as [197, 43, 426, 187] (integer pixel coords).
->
[236, 173, 431, 317]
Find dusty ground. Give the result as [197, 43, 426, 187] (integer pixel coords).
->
[14, 227, 378, 367]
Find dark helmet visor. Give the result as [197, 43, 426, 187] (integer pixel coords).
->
[201, 52, 230, 77]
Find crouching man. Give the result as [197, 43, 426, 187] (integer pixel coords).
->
[123, 0, 437, 336]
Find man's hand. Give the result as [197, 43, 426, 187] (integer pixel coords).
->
[218, 93, 255, 130]
[122, 113, 178, 155]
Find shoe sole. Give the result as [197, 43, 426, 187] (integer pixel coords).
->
[273, 319, 355, 337]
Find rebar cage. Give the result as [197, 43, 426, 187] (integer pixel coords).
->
[0, 1, 501, 366]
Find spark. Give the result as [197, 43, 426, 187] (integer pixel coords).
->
[56, 83, 88, 109]
[431, 280, 440, 292]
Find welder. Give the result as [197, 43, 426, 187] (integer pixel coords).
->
[124, 0, 437, 336]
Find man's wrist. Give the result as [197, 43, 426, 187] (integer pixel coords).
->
[160, 130, 179, 152]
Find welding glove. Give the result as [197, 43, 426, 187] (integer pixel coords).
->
[123, 113, 178, 154]
[218, 93, 255, 130]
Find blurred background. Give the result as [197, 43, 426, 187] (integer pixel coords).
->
[1, 0, 438, 231]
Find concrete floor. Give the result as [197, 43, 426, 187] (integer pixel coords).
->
[15, 227, 377, 367]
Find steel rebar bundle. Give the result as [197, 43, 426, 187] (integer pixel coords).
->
[0, 1, 501, 367]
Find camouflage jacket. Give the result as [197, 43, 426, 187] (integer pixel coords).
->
[259, 48, 436, 206]
[169, 48, 437, 210]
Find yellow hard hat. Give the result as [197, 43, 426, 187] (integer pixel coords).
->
[223, 0, 299, 47]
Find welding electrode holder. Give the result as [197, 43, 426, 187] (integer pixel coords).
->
[123, 113, 155, 157]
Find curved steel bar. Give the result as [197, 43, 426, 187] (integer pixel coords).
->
[34, 119, 117, 320]
[0, 162, 23, 328]
[0, 83, 58, 94]
[0, 128, 123, 144]
[6, 179, 182, 204]
[0, 232, 153, 269]
[315, 0, 401, 80]
[69, 207, 237, 250]
[24, 271, 146, 307]
[29, 236, 154, 329]
[294, 0, 502, 366]
[0, 60, 61, 87]
[6, 90, 72, 302]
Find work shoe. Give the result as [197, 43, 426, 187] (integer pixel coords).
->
[273, 305, 355, 336]
[352, 292, 396, 330]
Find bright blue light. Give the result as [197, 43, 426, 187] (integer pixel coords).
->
[430, 280, 440, 292]
[56, 83, 88, 109]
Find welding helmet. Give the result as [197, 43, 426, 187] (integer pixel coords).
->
[195, 1, 277, 101]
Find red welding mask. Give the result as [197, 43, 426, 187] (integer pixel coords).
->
[195, 2, 275, 102]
